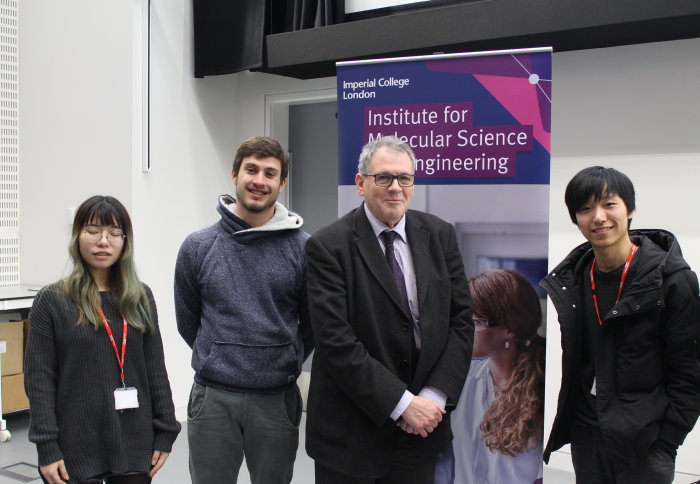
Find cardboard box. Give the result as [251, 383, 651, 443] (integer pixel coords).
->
[0, 321, 23, 376]
[1, 372, 29, 412]
[23, 318, 29, 355]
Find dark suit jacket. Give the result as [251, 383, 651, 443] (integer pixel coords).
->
[305, 205, 474, 478]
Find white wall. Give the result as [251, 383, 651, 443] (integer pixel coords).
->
[133, 0, 239, 411]
[20, 1, 134, 283]
[19, 0, 700, 478]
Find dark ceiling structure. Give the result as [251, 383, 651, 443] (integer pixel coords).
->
[260, 0, 700, 79]
[194, 0, 700, 80]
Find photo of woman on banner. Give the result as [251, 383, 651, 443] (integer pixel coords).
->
[435, 269, 545, 484]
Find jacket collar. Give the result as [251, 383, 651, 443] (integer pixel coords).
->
[352, 205, 431, 317]
[216, 195, 304, 239]
[353, 205, 410, 319]
[549, 229, 686, 293]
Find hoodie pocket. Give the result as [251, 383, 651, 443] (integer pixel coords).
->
[199, 340, 299, 389]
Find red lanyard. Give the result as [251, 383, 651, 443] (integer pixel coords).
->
[99, 309, 128, 387]
[589, 243, 638, 326]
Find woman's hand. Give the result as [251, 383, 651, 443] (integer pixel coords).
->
[40, 460, 69, 484]
[148, 450, 170, 477]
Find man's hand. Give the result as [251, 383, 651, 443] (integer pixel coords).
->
[40, 460, 69, 484]
[397, 395, 445, 437]
[396, 417, 417, 435]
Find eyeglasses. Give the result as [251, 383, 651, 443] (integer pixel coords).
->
[473, 317, 498, 331]
[82, 228, 126, 245]
[363, 173, 415, 187]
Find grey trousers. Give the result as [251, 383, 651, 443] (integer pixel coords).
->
[187, 382, 302, 484]
[570, 422, 675, 484]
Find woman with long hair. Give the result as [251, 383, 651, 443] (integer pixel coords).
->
[25, 196, 180, 484]
[436, 269, 545, 484]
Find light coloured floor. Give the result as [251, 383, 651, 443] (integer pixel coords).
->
[1, 410, 575, 484]
[0, 410, 578, 483]
[11, 411, 700, 483]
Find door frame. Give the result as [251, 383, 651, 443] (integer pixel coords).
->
[264, 88, 337, 207]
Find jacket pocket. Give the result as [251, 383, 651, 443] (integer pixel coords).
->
[199, 341, 299, 389]
[616, 316, 663, 393]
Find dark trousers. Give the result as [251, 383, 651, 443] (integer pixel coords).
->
[187, 382, 302, 484]
[315, 435, 438, 484]
[570, 423, 675, 484]
[40, 472, 150, 484]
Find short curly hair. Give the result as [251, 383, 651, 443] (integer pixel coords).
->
[232, 136, 289, 181]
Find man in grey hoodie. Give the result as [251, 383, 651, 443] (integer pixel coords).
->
[175, 136, 314, 484]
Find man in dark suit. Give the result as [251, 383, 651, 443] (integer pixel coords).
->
[305, 136, 474, 483]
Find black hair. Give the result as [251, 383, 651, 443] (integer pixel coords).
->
[564, 166, 635, 225]
[63, 196, 153, 331]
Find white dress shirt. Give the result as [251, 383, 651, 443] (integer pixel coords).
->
[363, 205, 447, 420]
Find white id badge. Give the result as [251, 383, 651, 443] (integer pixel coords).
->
[590, 377, 597, 396]
[114, 387, 139, 410]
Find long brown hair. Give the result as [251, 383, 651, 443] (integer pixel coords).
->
[470, 269, 545, 456]
[62, 196, 153, 331]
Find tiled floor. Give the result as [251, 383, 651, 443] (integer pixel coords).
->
[1, 413, 37, 483]
[0, 411, 314, 484]
[0, 411, 579, 484]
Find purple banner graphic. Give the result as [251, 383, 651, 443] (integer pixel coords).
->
[337, 49, 552, 186]
[364, 102, 533, 178]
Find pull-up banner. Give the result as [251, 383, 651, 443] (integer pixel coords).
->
[337, 48, 552, 484]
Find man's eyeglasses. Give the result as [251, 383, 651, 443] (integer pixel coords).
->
[363, 173, 415, 187]
[473, 317, 498, 331]
[82, 228, 126, 245]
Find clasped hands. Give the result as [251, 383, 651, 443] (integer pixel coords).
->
[396, 395, 446, 438]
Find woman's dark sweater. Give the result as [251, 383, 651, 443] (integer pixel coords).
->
[25, 282, 181, 481]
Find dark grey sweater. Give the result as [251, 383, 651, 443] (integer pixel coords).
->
[25, 282, 181, 481]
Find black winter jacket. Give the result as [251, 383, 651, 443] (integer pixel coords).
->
[541, 229, 700, 472]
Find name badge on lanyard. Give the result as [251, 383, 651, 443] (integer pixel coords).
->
[114, 387, 139, 410]
[100, 308, 139, 411]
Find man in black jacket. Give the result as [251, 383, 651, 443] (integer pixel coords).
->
[542, 166, 700, 483]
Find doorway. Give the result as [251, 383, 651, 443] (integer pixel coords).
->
[288, 101, 339, 235]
